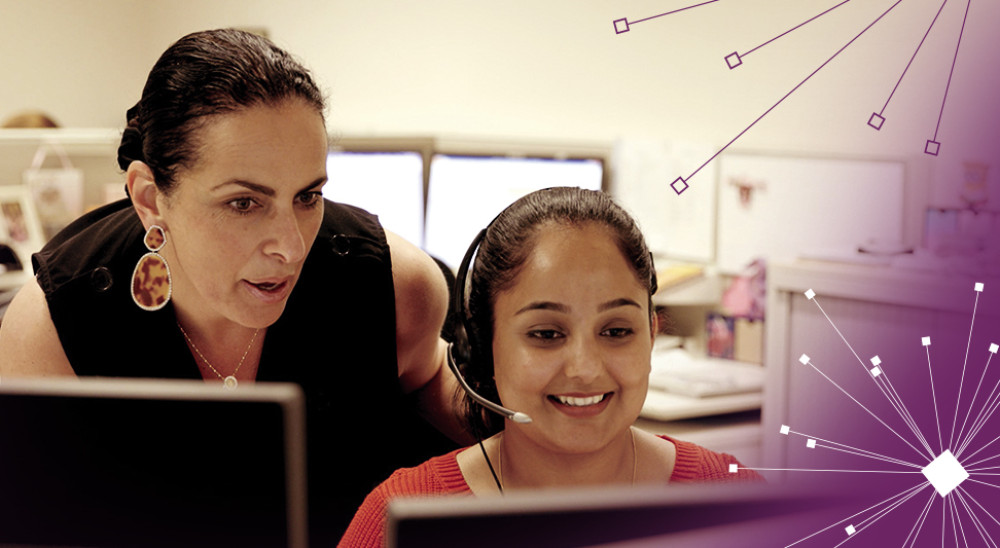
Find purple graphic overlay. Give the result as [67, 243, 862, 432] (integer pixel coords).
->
[872, 0, 950, 131]
[731, 0, 853, 67]
[868, 112, 886, 130]
[611, 0, 721, 34]
[672, 0, 906, 195]
[764, 280, 1000, 545]
[929, 0, 973, 155]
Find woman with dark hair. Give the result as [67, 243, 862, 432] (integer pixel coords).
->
[340, 187, 761, 546]
[0, 29, 463, 543]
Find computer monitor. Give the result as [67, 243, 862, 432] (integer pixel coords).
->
[422, 154, 604, 271]
[324, 150, 426, 247]
[0, 378, 307, 548]
[387, 483, 858, 548]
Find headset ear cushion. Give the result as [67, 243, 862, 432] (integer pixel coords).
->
[451, 323, 472, 367]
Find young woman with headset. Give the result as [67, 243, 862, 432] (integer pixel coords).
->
[339, 187, 761, 546]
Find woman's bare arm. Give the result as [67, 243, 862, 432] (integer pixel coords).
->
[0, 278, 76, 378]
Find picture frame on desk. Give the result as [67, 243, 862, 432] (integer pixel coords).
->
[0, 185, 44, 276]
[706, 313, 735, 359]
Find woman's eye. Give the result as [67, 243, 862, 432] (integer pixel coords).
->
[228, 198, 258, 214]
[297, 191, 323, 208]
[602, 327, 634, 338]
[528, 329, 563, 341]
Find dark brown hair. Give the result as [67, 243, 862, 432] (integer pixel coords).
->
[117, 28, 325, 193]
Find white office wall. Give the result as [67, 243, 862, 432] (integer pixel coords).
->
[2, 1, 998, 204]
[0, 0, 151, 128]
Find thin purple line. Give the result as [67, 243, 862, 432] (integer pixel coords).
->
[744, 0, 852, 58]
[631, 0, 721, 25]
[933, 0, 973, 140]
[685, 0, 907, 184]
[880, 0, 951, 115]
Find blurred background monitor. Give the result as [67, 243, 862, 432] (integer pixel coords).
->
[423, 154, 604, 271]
[323, 150, 426, 247]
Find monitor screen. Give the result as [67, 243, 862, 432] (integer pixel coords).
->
[422, 154, 604, 271]
[388, 483, 859, 548]
[324, 150, 425, 247]
[0, 378, 307, 548]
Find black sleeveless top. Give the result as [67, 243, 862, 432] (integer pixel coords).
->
[33, 199, 457, 545]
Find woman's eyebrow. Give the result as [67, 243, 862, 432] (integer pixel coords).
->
[598, 298, 642, 312]
[213, 179, 275, 196]
[212, 176, 327, 196]
[514, 298, 640, 316]
[515, 301, 569, 315]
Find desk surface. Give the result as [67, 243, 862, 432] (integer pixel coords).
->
[640, 388, 762, 422]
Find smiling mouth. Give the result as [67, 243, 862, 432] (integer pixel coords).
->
[550, 393, 611, 407]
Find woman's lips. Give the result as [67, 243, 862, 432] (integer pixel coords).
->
[242, 278, 293, 303]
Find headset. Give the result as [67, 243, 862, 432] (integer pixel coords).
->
[445, 227, 532, 425]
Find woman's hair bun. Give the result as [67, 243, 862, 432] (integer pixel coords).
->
[117, 104, 144, 171]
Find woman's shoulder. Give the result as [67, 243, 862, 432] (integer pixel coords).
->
[317, 200, 385, 247]
[657, 435, 762, 483]
[378, 448, 471, 497]
[32, 199, 144, 296]
[339, 448, 470, 547]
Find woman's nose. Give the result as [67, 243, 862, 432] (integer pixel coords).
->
[265, 211, 307, 263]
[563, 337, 602, 383]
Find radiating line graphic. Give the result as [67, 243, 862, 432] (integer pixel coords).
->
[723, 0, 853, 70]
[611, 1, 722, 35]
[729, 282, 1000, 545]
[613, 0, 982, 194]
[926, 0, 972, 157]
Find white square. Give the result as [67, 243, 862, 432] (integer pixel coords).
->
[870, 367, 882, 378]
[990, 343, 998, 354]
[780, 425, 791, 435]
[975, 282, 984, 292]
[806, 439, 816, 449]
[870, 356, 881, 366]
[922, 450, 969, 497]
[729, 463, 738, 474]
[922, 336, 932, 346]
[799, 354, 810, 365]
[804, 289, 816, 300]
[845, 525, 856, 536]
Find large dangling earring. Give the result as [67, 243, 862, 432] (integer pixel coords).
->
[131, 225, 172, 311]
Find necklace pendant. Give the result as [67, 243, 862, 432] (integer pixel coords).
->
[223, 376, 239, 390]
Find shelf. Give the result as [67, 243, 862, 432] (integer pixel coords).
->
[652, 273, 724, 307]
[0, 128, 120, 153]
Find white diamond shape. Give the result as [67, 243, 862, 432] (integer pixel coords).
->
[922, 450, 969, 497]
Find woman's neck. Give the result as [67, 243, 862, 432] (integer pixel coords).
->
[174, 306, 265, 382]
[497, 428, 637, 490]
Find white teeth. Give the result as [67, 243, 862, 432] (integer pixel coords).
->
[556, 394, 606, 407]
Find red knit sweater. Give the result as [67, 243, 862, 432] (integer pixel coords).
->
[338, 436, 761, 547]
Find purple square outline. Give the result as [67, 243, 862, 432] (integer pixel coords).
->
[925, 140, 941, 156]
[613, 18, 630, 34]
[725, 52, 742, 69]
[671, 177, 689, 195]
[868, 113, 885, 131]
